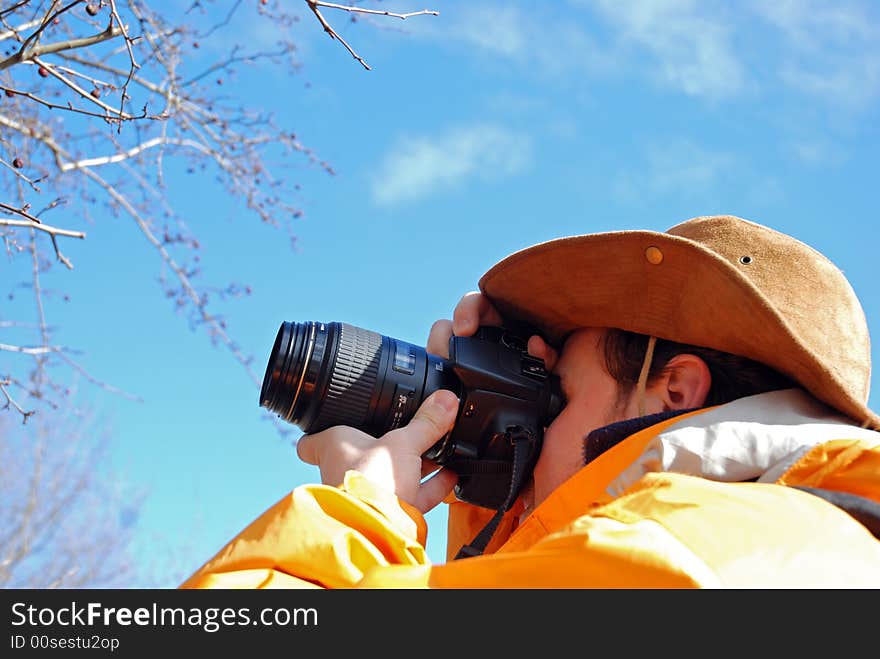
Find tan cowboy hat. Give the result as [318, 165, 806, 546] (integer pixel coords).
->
[478, 214, 879, 429]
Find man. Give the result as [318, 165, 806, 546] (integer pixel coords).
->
[182, 214, 880, 588]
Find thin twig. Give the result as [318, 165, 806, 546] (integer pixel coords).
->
[0, 22, 123, 71]
[0, 379, 35, 424]
[0, 219, 85, 268]
[32, 57, 139, 121]
[0, 343, 63, 355]
[29, 229, 51, 391]
[0, 200, 42, 224]
[108, 0, 140, 128]
[55, 352, 144, 402]
[0, 85, 156, 122]
[12, 0, 82, 61]
[0, 219, 85, 240]
[0, 17, 41, 42]
[304, 0, 439, 71]
[200, 0, 244, 39]
[0, 157, 43, 192]
[306, 0, 370, 70]
[59, 136, 218, 172]
[0, 1, 30, 22]
[311, 1, 439, 20]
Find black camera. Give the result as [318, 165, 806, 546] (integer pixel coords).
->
[260, 321, 563, 510]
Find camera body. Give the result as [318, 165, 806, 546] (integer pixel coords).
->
[260, 321, 563, 510]
[424, 326, 562, 508]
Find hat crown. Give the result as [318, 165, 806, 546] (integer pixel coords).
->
[668, 215, 872, 403]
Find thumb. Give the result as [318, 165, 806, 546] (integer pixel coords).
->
[404, 389, 459, 452]
[296, 433, 318, 464]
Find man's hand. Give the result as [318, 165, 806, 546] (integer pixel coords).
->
[426, 291, 504, 357]
[296, 389, 460, 513]
[427, 290, 559, 369]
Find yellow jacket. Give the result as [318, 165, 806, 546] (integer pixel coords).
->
[181, 390, 880, 588]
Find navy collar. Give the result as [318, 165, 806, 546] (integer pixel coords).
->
[582, 408, 698, 466]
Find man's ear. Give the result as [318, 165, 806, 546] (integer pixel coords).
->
[651, 354, 712, 411]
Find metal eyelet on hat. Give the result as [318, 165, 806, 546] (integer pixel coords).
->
[740, 255, 753, 265]
[644, 246, 664, 265]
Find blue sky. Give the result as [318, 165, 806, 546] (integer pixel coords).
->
[5, 0, 879, 587]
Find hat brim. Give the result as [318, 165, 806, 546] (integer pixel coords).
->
[478, 229, 880, 429]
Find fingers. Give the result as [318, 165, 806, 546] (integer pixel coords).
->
[296, 432, 318, 465]
[415, 468, 458, 513]
[396, 389, 459, 454]
[426, 319, 453, 357]
[528, 334, 559, 371]
[293, 391, 458, 509]
[452, 291, 503, 336]
[427, 292, 504, 357]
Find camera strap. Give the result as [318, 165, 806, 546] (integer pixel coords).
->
[454, 426, 534, 560]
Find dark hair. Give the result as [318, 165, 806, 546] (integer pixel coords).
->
[602, 329, 798, 407]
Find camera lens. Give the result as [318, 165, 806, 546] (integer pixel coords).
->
[260, 321, 454, 437]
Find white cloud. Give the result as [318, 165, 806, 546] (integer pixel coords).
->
[645, 140, 737, 191]
[751, 0, 880, 109]
[753, 0, 877, 48]
[382, 1, 880, 109]
[614, 139, 737, 203]
[371, 124, 532, 206]
[397, 0, 880, 112]
[780, 62, 880, 107]
[406, 2, 617, 79]
[586, 0, 746, 99]
[789, 139, 846, 167]
[443, 5, 527, 59]
[580, 0, 880, 107]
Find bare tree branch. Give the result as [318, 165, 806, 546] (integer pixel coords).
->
[313, 1, 439, 20]
[305, 0, 438, 70]
[0, 22, 123, 71]
[107, 0, 140, 121]
[0, 402, 145, 586]
[0, 379, 36, 423]
[32, 55, 147, 120]
[0, 218, 85, 240]
[0, 0, 440, 584]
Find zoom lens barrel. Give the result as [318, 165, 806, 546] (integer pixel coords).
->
[260, 321, 455, 438]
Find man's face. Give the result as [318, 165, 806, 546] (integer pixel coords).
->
[521, 327, 643, 520]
